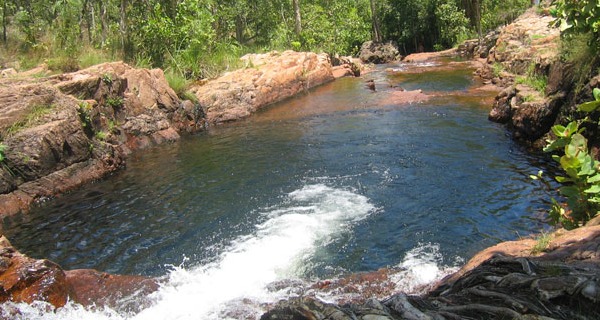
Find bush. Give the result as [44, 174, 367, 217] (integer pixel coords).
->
[536, 88, 600, 229]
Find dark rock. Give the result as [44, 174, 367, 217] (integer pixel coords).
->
[359, 41, 401, 64]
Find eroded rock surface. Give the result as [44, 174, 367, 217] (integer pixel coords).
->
[191, 51, 334, 124]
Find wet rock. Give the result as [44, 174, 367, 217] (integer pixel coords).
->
[359, 41, 401, 64]
[0, 236, 71, 308]
[65, 269, 159, 313]
[0, 236, 159, 311]
[191, 51, 334, 124]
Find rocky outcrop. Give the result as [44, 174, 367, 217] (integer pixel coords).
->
[0, 236, 158, 311]
[1, 52, 335, 215]
[475, 6, 576, 144]
[191, 51, 334, 124]
[359, 41, 401, 64]
[262, 225, 600, 319]
[0, 62, 200, 216]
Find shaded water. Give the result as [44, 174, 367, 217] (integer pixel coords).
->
[1, 61, 554, 318]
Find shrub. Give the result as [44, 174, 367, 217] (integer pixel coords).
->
[535, 88, 600, 229]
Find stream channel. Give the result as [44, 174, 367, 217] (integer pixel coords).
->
[1, 60, 555, 319]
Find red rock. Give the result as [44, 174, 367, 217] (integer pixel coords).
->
[0, 236, 71, 307]
[192, 51, 334, 124]
[65, 269, 158, 309]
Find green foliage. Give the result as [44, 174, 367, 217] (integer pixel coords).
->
[531, 232, 552, 254]
[77, 102, 93, 131]
[492, 62, 505, 77]
[0, 143, 6, 163]
[515, 63, 548, 95]
[434, 0, 470, 48]
[551, 0, 600, 44]
[539, 89, 600, 229]
[105, 96, 124, 108]
[95, 130, 108, 141]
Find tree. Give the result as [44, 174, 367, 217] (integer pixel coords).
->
[293, 0, 301, 35]
[369, 0, 382, 42]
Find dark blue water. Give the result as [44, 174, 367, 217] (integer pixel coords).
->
[1, 62, 553, 280]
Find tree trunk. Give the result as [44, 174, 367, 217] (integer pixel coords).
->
[292, 0, 301, 35]
[235, 14, 245, 44]
[2, 0, 7, 45]
[120, 0, 131, 59]
[100, 1, 107, 47]
[369, 0, 382, 42]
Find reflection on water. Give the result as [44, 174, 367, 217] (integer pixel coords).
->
[2, 61, 553, 290]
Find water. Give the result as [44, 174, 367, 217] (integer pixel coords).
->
[0, 61, 554, 319]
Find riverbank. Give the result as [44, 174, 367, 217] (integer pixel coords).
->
[0, 51, 350, 217]
[1, 3, 600, 319]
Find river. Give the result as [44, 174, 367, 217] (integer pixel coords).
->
[0, 60, 554, 319]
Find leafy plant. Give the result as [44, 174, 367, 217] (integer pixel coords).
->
[551, 0, 600, 43]
[0, 143, 6, 163]
[535, 88, 600, 229]
[105, 96, 124, 108]
[531, 232, 552, 254]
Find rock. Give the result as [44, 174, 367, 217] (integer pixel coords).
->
[65, 269, 158, 313]
[0, 236, 71, 308]
[0, 236, 159, 311]
[191, 51, 334, 124]
[0, 68, 16, 78]
[488, 83, 561, 142]
[359, 41, 401, 64]
[0, 62, 205, 216]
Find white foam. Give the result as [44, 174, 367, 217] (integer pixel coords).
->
[391, 243, 459, 294]
[4, 184, 374, 320]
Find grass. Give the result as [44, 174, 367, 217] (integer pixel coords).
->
[515, 75, 548, 94]
[531, 232, 552, 254]
[515, 62, 548, 95]
[492, 62, 504, 77]
[1, 104, 55, 140]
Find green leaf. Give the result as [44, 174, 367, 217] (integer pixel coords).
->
[587, 174, 600, 183]
[556, 176, 573, 183]
[551, 124, 566, 136]
[585, 185, 600, 193]
[578, 100, 600, 112]
[594, 88, 600, 101]
[560, 185, 580, 198]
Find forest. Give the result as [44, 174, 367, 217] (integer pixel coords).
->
[0, 0, 532, 79]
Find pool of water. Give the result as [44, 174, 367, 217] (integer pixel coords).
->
[0, 61, 554, 319]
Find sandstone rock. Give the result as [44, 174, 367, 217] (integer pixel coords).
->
[0, 236, 159, 311]
[488, 84, 560, 142]
[65, 269, 158, 313]
[192, 51, 334, 124]
[0, 68, 16, 78]
[359, 41, 401, 64]
[0, 236, 71, 307]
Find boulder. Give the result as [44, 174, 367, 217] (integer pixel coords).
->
[0, 236, 159, 311]
[65, 269, 159, 313]
[359, 41, 401, 64]
[191, 51, 334, 124]
[0, 236, 71, 307]
[488, 84, 561, 142]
